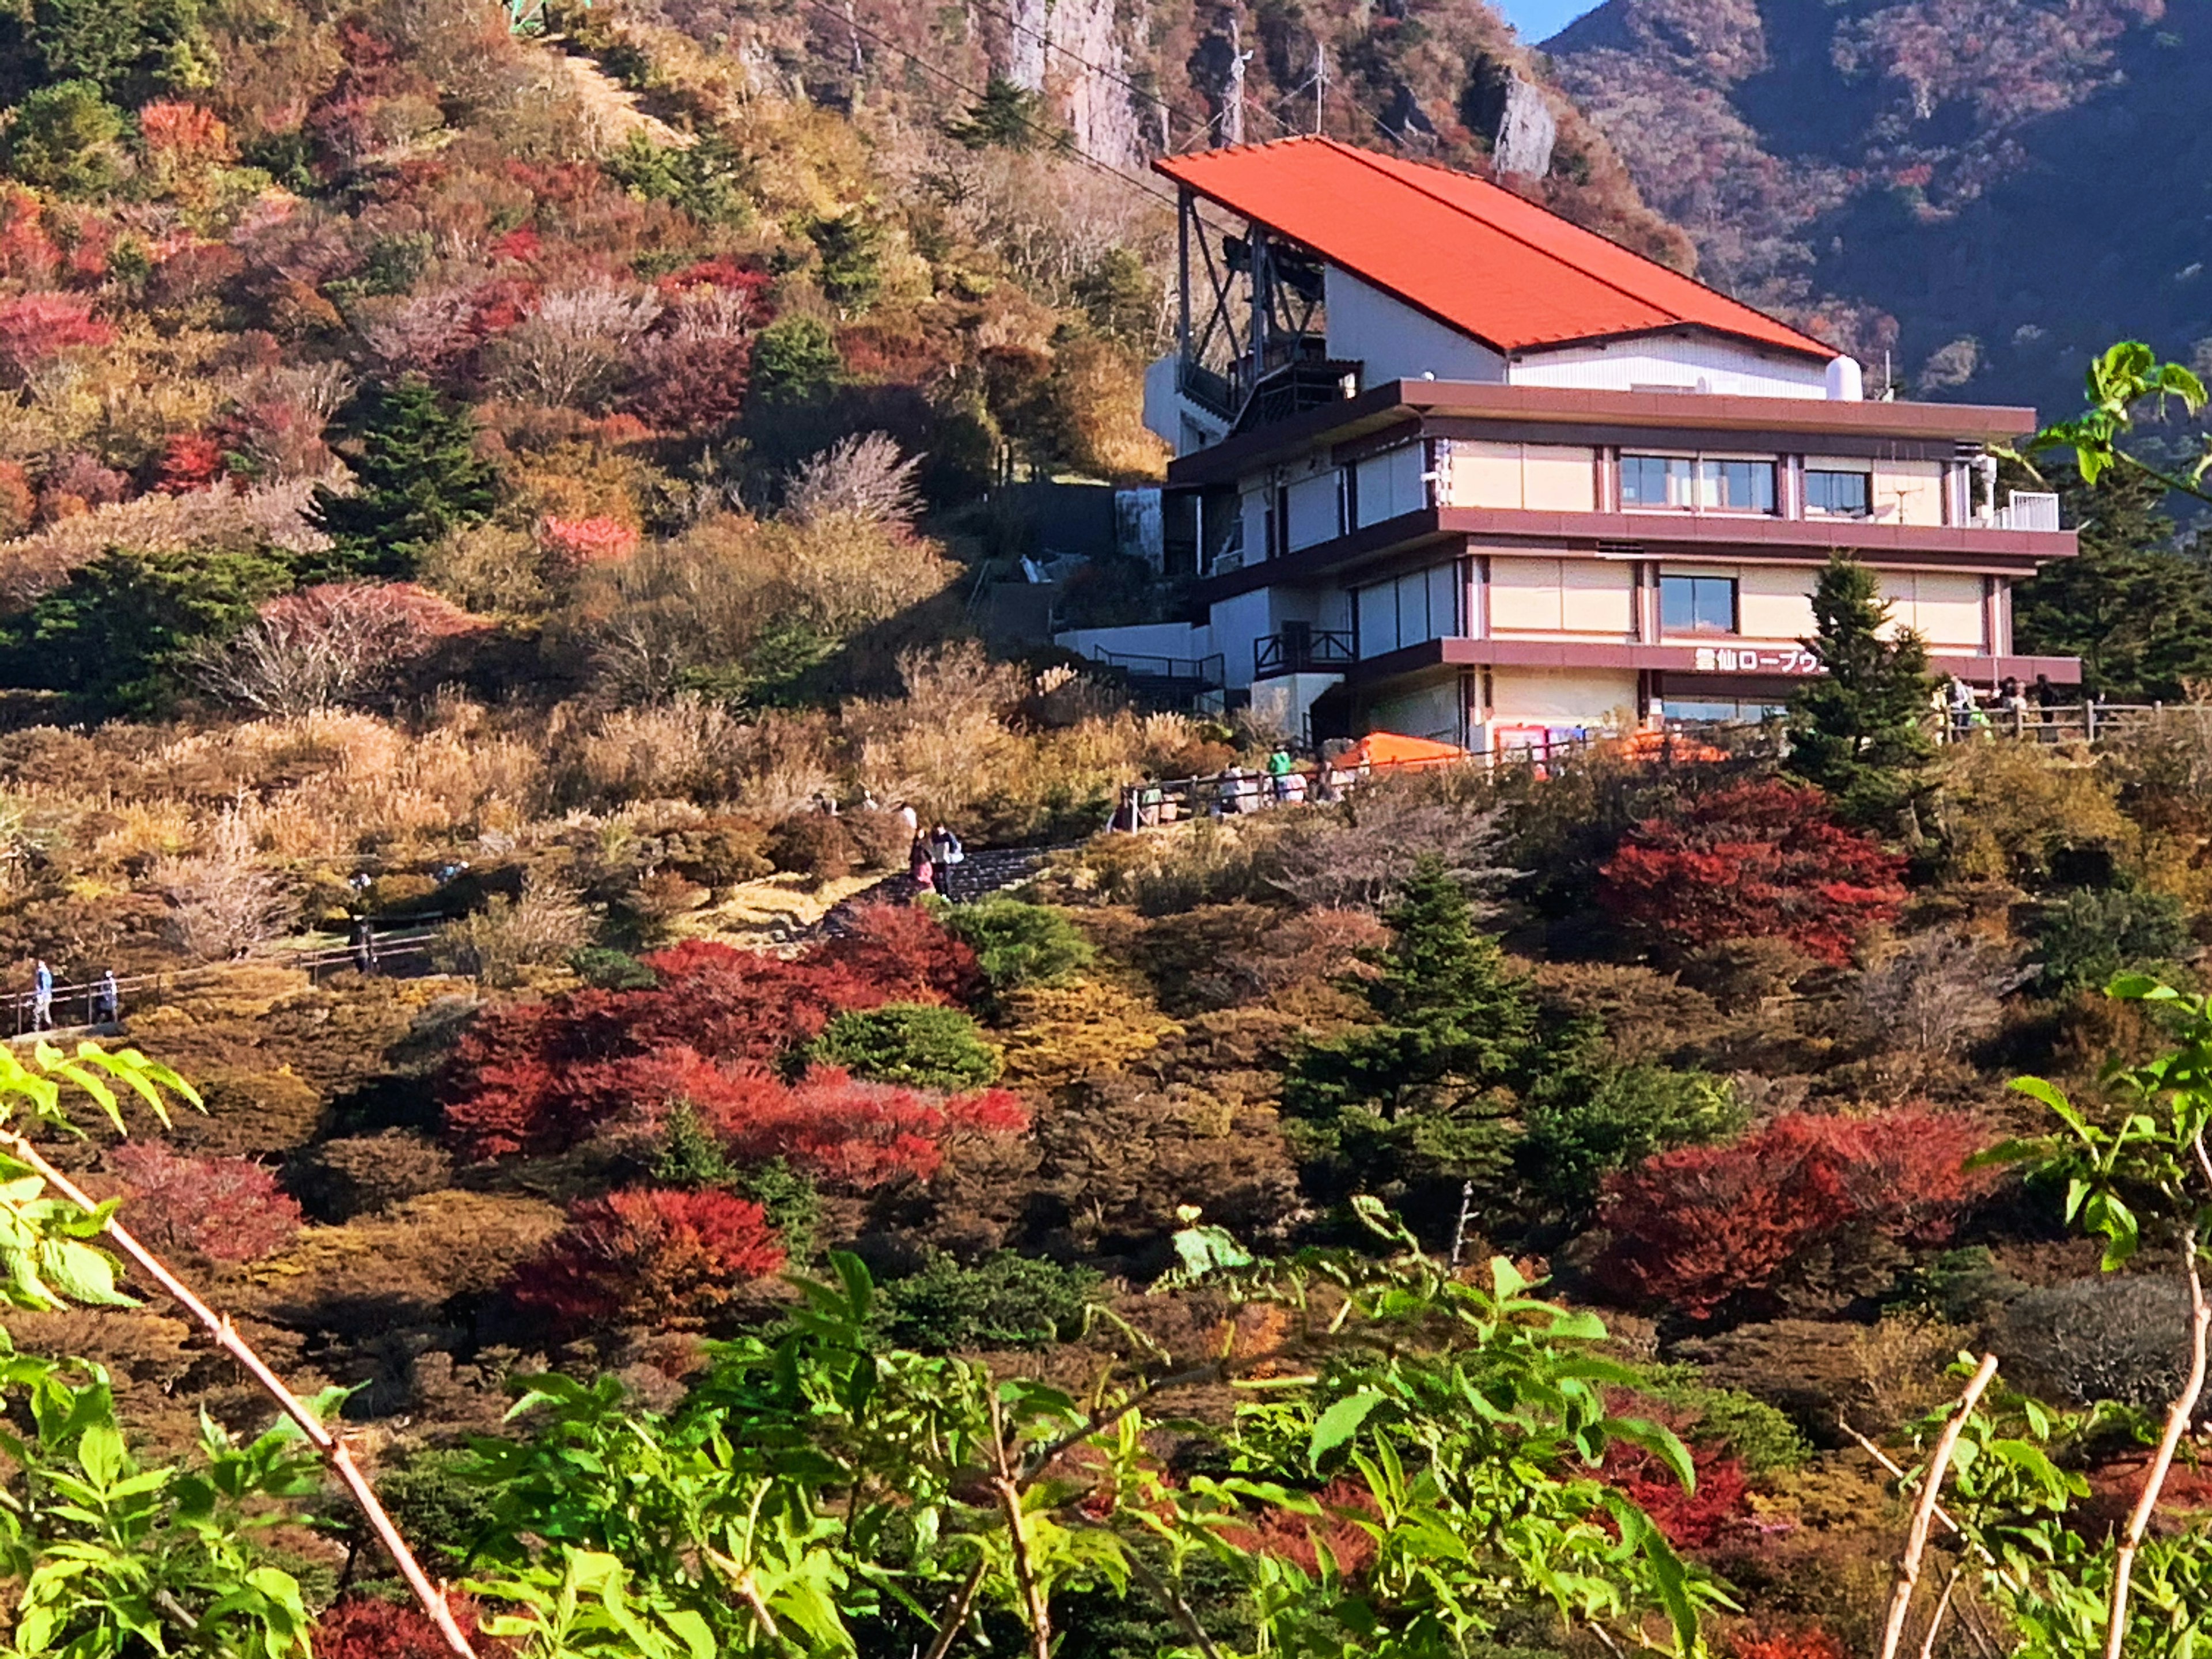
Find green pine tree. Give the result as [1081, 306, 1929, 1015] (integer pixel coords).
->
[1787, 554, 1933, 810]
[2012, 465, 2212, 701]
[308, 376, 501, 579]
[1282, 858, 1541, 1203]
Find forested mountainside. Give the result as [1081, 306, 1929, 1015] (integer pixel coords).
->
[1544, 0, 2212, 410]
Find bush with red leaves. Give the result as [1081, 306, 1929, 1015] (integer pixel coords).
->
[509, 1185, 785, 1331]
[1599, 1437, 1749, 1551]
[313, 1596, 506, 1659]
[0, 293, 114, 383]
[441, 931, 994, 1160]
[1594, 1108, 1994, 1323]
[710, 1067, 1029, 1188]
[1597, 779, 1906, 968]
[813, 903, 983, 1007]
[154, 432, 226, 493]
[1218, 1476, 1382, 1578]
[108, 1142, 303, 1262]
[1732, 1631, 1846, 1659]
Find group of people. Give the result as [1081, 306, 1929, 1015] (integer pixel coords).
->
[21, 961, 121, 1033]
[899, 803, 965, 899]
[1938, 672, 2068, 741]
[1128, 747, 1352, 828]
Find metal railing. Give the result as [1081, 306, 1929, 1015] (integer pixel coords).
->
[1979, 490, 2062, 532]
[1930, 700, 2154, 744]
[2, 923, 445, 1039]
[1085, 647, 1227, 689]
[1254, 628, 1355, 678]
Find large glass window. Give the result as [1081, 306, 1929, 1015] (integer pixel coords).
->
[1621, 453, 1777, 513]
[1620, 454, 1695, 508]
[1805, 468, 1872, 517]
[1355, 563, 1461, 658]
[1661, 574, 1738, 635]
[1699, 459, 1775, 513]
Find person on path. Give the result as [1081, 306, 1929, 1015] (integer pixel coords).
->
[908, 838, 936, 900]
[929, 823, 964, 868]
[351, 918, 378, 976]
[896, 801, 919, 838]
[31, 959, 51, 1031]
[1267, 745, 1294, 804]
[94, 969, 119, 1027]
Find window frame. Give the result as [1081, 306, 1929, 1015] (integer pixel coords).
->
[1659, 573, 1740, 637]
[1618, 450, 1781, 516]
[1804, 467, 1874, 518]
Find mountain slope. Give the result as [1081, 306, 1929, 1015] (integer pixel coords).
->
[1544, 0, 2211, 410]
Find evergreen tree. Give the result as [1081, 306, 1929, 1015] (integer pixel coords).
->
[1281, 858, 1544, 1205]
[944, 77, 1047, 151]
[2012, 465, 2212, 701]
[1787, 554, 1933, 810]
[308, 376, 501, 579]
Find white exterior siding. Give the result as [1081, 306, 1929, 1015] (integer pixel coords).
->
[1326, 268, 1507, 385]
[1506, 335, 1832, 399]
[1285, 471, 1342, 551]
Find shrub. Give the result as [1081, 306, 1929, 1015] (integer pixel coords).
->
[766, 813, 858, 883]
[1598, 779, 1906, 967]
[309, 376, 501, 579]
[1733, 1632, 1847, 1659]
[569, 946, 656, 990]
[733, 1158, 820, 1261]
[287, 1132, 453, 1222]
[1515, 1064, 1745, 1214]
[373, 1448, 499, 1564]
[108, 1141, 303, 1262]
[812, 902, 982, 1006]
[876, 1252, 1103, 1352]
[931, 896, 1093, 1002]
[1991, 1275, 2194, 1410]
[2029, 886, 2192, 993]
[806, 1003, 1002, 1090]
[1846, 925, 2033, 1054]
[1594, 1108, 1997, 1324]
[1599, 1436, 1748, 1551]
[187, 582, 485, 717]
[709, 1069, 1031, 1191]
[315, 1597, 494, 1659]
[1634, 1366, 1812, 1474]
[509, 1186, 785, 1332]
[749, 316, 840, 404]
[431, 877, 590, 988]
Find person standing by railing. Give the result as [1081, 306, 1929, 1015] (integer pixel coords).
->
[30, 960, 51, 1032]
[94, 969, 118, 1027]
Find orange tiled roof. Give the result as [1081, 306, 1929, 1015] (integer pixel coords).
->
[1154, 137, 1834, 361]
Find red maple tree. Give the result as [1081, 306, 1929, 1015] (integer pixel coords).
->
[509, 1186, 785, 1331]
[1594, 1108, 1994, 1322]
[108, 1142, 303, 1263]
[1597, 779, 1906, 967]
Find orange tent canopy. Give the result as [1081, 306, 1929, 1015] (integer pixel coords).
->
[1343, 732, 1468, 770]
[1616, 728, 1730, 763]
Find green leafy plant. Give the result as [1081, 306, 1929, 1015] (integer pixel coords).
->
[2029, 887, 2191, 993]
[804, 1003, 1003, 1090]
[930, 896, 1094, 1006]
[874, 1251, 1101, 1352]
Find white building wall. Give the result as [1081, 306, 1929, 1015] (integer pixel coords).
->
[1369, 677, 1467, 745]
[1325, 268, 1508, 386]
[1056, 622, 1214, 662]
[1506, 335, 1833, 399]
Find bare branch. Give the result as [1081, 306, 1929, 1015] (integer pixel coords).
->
[1879, 1352, 1999, 1659]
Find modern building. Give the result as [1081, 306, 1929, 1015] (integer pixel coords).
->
[1059, 136, 2080, 751]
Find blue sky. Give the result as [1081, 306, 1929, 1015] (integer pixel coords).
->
[1495, 0, 1600, 43]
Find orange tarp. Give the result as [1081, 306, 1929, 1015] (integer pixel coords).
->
[1344, 732, 1469, 770]
[1616, 729, 1730, 763]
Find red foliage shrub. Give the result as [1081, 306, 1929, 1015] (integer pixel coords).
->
[814, 903, 983, 1006]
[654, 257, 772, 302]
[1597, 780, 1906, 967]
[537, 514, 637, 565]
[1219, 1477, 1381, 1578]
[1733, 1632, 1847, 1659]
[139, 101, 233, 166]
[0, 294, 115, 382]
[109, 1142, 304, 1262]
[313, 1596, 506, 1659]
[509, 1186, 784, 1331]
[154, 432, 226, 493]
[0, 189, 58, 284]
[490, 226, 541, 263]
[1594, 1108, 1995, 1322]
[0, 460, 33, 536]
[1599, 1438, 1749, 1550]
[710, 1068, 1029, 1188]
[622, 329, 751, 432]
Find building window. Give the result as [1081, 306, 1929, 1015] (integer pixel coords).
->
[1661, 574, 1737, 635]
[1805, 468, 1872, 517]
[1620, 454, 1695, 509]
[1700, 459, 1775, 513]
[1620, 453, 1777, 514]
[1355, 562, 1461, 658]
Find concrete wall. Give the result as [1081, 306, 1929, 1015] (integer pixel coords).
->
[1057, 622, 1213, 662]
[1368, 675, 1467, 744]
[1326, 268, 1508, 386]
[1507, 334, 1832, 399]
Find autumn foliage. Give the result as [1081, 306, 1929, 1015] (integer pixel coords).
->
[1594, 1108, 1994, 1322]
[108, 1142, 304, 1263]
[510, 1185, 786, 1331]
[313, 1596, 507, 1659]
[440, 914, 1014, 1183]
[1598, 1437, 1749, 1550]
[1597, 780, 1906, 967]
